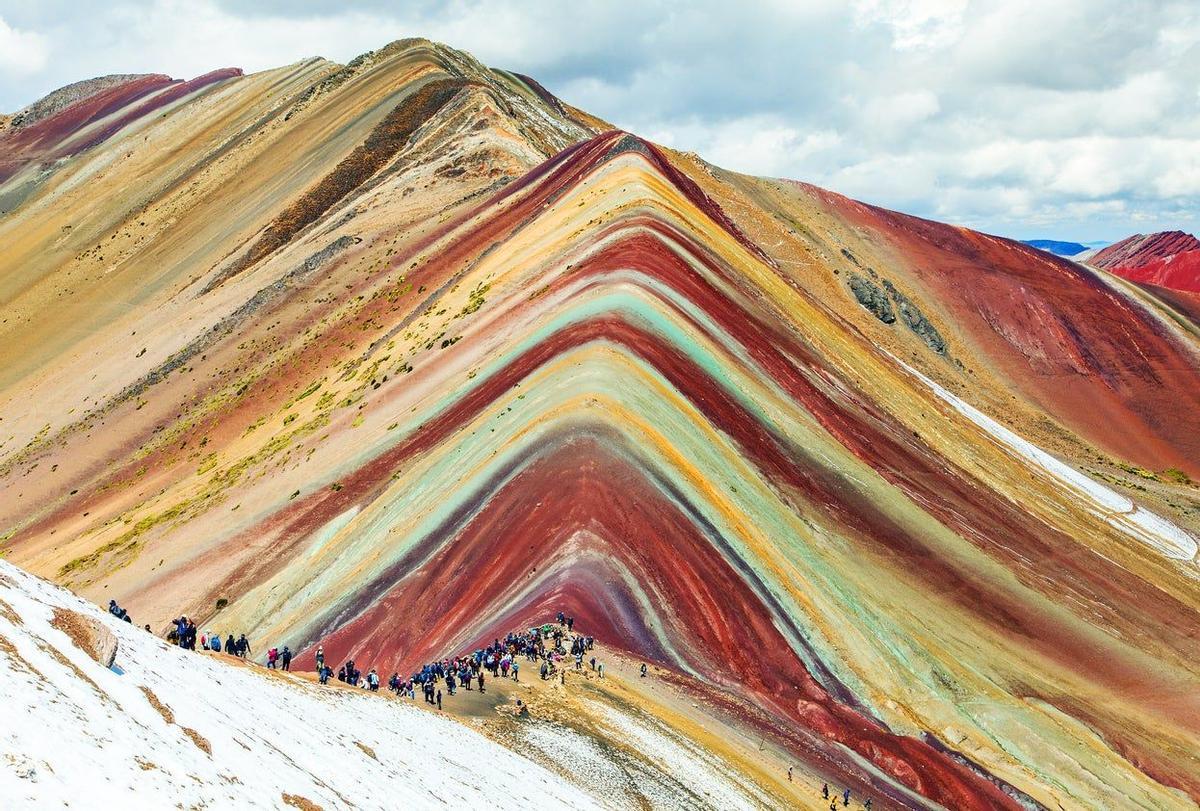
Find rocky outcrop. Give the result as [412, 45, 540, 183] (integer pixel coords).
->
[50, 607, 117, 668]
[884, 279, 947, 354]
[847, 272, 895, 323]
[847, 273, 946, 354]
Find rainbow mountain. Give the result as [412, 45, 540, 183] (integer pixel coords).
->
[1, 38, 1198, 810]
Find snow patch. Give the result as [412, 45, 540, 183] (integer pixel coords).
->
[900, 362, 1198, 562]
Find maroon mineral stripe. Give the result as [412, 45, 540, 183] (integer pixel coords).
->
[63, 69, 244, 156]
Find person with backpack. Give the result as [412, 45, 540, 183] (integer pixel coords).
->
[209, 633, 221, 653]
[267, 648, 278, 669]
[319, 665, 331, 685]
[368, 669, 379, 691]
[237, 634, 250, 658]
[280, 646, 292, 671]
[225, 634, 236, 655]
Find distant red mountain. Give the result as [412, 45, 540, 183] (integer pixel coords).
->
[1089, 230, 1200, 293]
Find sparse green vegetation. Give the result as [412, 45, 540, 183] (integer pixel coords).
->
[1162, 468, 1193, 486]
[460, 282, 490, 316]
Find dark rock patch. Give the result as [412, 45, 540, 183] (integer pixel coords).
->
[884, 280, 947, 355]
[847, 273, 895, 324]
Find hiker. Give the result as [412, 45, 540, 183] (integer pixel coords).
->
[267, 648, 278, 669]
[567, 616, 574, 631]
[226, 634, 237, 655]
[788, 767, 793, 782]
[210, 633, 222, 653]
[280, 646, 292, 671]
[823, 784, 829, 800]
[843, 789, 850, 806]
[108, 599, 118, 616]
[319, 665, 331, 685]
[511, 661, 519, 681]
[446, 673, 456, 695]
[477, 671, 485, 693]
[237, 634, 250, 658]
[864, 801, 872, 810]
[540, 661, 548, 680]
[436, 689, 442, 710]
[144, 624, 151, 633]
[368, 669, 379, 691]
[597, 662, 604, 678]
[640, 663, 648, 678]
[315, 646, 325, 671]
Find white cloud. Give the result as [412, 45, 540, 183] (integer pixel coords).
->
[852, 0, 967, 51]
[0, 16, 48, 77]
[0, 0, 1196, 242]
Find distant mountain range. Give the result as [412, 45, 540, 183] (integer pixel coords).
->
[1021, 239, 1092, 256]
[1020, 238, 1116, 257]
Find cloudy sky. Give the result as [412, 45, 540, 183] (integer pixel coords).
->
[1, 0, 1197, 242]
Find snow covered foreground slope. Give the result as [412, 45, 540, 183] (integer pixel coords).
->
[0, 560, 596, 809]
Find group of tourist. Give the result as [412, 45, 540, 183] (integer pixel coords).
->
[822, 782, 870, 809]
[327, 611, 602, 712]
[163, 613, 254, 659]
[139, 602, 617, 721]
